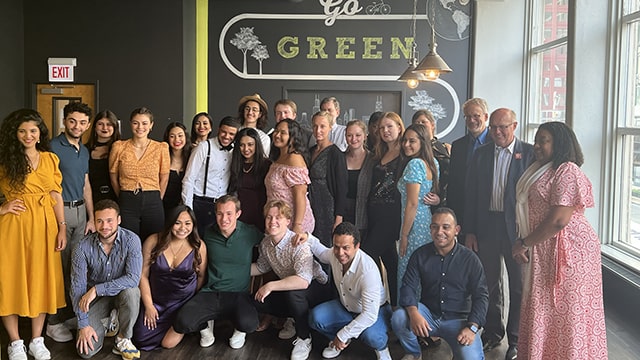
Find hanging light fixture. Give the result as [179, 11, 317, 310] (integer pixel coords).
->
[414, 0, 452, 81]
[398, 0, 427, 88]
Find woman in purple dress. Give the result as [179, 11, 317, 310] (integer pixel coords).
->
[133, 205, 207, 350]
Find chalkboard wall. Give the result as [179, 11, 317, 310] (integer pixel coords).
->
[210, 0, 473, 142]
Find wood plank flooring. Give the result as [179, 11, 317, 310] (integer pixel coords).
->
[2, 303, 638, 359]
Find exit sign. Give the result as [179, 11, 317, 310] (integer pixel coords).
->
[49, 64, 74, 82]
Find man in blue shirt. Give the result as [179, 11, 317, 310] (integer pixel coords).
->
[392, 208, 489, 360]
[70, 200, 142, 360]
[48, 102, 96, 343]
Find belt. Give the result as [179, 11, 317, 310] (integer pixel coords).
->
[193, 195, 217, 203]
[63, 199, 84, 207]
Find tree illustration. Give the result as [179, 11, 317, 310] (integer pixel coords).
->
[251, 45, 269, 75]
[230, 27, 261, 74]
[408, 90, 447, 121]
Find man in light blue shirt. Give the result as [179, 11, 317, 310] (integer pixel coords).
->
[70, 199, 142, 359]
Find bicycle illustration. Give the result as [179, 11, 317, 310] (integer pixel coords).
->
[366, 0, 391, 15]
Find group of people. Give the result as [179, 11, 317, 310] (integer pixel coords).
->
[0, 94, 607, 360]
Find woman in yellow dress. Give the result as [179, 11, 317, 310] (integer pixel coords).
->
[0, 109, 66, 360]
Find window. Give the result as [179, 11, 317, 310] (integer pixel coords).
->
[524, 0, 568, 139]
[612, 0, 640, 261]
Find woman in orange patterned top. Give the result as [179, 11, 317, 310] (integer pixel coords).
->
[109, 107, 170, 241]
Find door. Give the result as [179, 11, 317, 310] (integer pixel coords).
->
[32, 82, 97, 142]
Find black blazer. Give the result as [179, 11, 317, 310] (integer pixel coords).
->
[463, 138, 534, 243]
[447, 133, 493, 227]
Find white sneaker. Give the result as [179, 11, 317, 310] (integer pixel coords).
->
[321, 342, 342, 359]
[229, 329, 246, 349]
[278, 317, 296, 339]
[376, 347, 392, 360]
[106, 309, 119, 337]
[199, 320, 215, 347]
[27, 337, 51, 360]
[7, 339, 27, 360]
[46, 323, 73, 342]
[290, 337, 312, 360]
[112, 337, 140, 360]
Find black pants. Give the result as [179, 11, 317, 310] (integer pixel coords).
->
[363, 203, 400, 305]
[119, 190, 164, 242]
[192, 195, 217, 237]
[253, 280, 334, 339]
[173, 291, 258, 334]
[477, 211, 522, 346]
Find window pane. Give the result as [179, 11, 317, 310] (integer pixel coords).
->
[531, 44, 567, 124]
[620, 135, 640, 255]
[624, 20, 640, 127]
[624, 0, 640, 15]
[533, 0, 568, 46]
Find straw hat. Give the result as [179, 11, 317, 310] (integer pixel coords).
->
[238, 93, 268, 111]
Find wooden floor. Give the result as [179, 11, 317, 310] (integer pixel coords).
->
[1, 304, 638, 360]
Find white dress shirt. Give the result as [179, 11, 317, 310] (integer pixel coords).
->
[329, 124, 347, 151]
[489, 139, 515, 211]
[308, 235, 387, 343]
[181, 137, 232, 207]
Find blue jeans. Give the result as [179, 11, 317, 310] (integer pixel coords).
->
[391, 303, 484, 360]
[308, 299, 391, 351]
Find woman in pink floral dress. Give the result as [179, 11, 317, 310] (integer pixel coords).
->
[512, 122, 607, 360]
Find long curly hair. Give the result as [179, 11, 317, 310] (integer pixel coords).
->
[149, 205, 203, 274]
[0, 109, 51, 191]
[229, 128, 271, 193]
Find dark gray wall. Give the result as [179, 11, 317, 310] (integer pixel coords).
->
[209, 0, 471, 143]
[0, 0, 25, 117]
[22, 0, 184, 139]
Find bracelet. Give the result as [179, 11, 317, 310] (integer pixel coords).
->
[59, 221, 67, 225]
[519, 237, 530, 249]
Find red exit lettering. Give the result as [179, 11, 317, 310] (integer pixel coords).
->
[52, 66, 69, 78]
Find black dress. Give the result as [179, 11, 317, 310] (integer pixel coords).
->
[308, 144, 347, 247]
[364, 155, 401, 305]
[88, 149, 117, 203]
[163, 169, 184, 214]
[237, 161, 270, 232]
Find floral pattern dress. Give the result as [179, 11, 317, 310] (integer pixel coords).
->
[518, 162, 607, 360]
[396, 158, 435, 297]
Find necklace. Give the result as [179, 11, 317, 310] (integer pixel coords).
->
[168, 239, 186, 262]
[242, 162, 255, 173]
[27, 152, 40, 171]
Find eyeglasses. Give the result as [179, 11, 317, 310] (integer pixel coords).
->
[489, 123, 515, 131]
[245, 107, 260, 113]
[464, 114, 484, 120]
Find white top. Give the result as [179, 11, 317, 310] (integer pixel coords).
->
[489, 139, 515, 211]
[308, 235, 387, 343]
[253, 127, 271, 157]
[181, 137, 232, 207]
[329, 124, 348, 151]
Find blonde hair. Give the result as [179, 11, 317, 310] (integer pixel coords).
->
[263, 200, 293, 219]
[374, 112, 405, 159]
[312, 110, 335, 127]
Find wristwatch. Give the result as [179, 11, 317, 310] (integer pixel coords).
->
[468, 324, 479, 334]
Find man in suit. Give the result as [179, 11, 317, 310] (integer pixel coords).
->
[447, 98, 492, 230]
[464, 108, 534, 360]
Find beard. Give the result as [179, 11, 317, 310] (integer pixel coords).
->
[97, 228, 118, 242]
